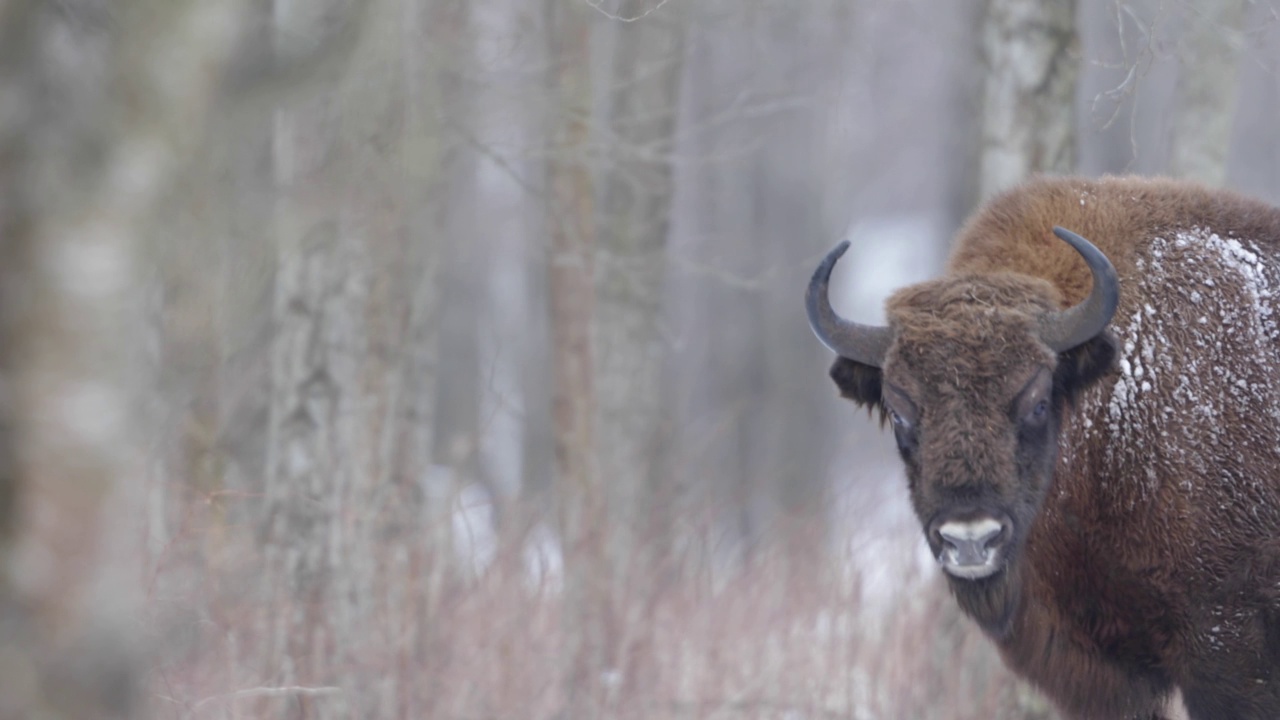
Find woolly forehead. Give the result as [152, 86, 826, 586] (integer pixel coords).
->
[882, 274, 1061, 401]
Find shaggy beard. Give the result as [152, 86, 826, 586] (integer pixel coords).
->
[947, 561, 1022, 639]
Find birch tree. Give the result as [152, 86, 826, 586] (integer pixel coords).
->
[261, 0, 414, 715]
[979, 0, 1079, 199]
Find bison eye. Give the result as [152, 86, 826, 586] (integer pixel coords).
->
[1026, 399, 1049, 424]
[888, 410, 918, 458]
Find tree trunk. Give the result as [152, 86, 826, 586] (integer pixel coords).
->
[1168, 0, 1248, 186]
[0, 2, 244, 717]
[544, 1, 610, 715]
[472, 0, 547, 555]
[979, 0, 1079, 199]
[593, 0, 687, 700]
[394, 1, 448, 716]
[262, 1, 410, 715]
[428, 0, 488, 522]
[943, 0, 987, 228]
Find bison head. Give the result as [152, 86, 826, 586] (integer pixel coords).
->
[808, 228, 1118, 634]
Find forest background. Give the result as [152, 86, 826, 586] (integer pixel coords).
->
[0, 0, 1277, 718]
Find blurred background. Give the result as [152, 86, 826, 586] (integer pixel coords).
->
[0, 0, 1277, 718]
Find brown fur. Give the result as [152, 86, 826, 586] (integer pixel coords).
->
[829, 176, 1280, 719]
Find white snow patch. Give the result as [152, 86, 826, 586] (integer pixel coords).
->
[523, 522, 564, 592]
[1087, 227, 1280, 485]
[453, 483, 496, 577]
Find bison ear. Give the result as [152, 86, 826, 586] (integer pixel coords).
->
[1054, 331, 1118, 406]
[830, 356, 883, 412]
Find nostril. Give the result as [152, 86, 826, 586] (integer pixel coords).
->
[930, 513, 1012, 578]
[988, 522, 1009, 549]
[981, 520, 1009, 549]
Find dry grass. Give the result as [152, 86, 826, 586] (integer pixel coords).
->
[142, 490, 1058, 720]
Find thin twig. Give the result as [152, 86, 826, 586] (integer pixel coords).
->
[180, 685, 343, 719]
[584, 0, 675, 23]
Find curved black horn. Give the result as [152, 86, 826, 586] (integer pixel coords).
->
[1039, 227, 1120, 352]
[805, 240, 892, 367]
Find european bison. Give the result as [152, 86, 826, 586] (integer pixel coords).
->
[807, 176, 1280, 719]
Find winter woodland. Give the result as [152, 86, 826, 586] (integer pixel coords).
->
[0, 0, 1277, 718]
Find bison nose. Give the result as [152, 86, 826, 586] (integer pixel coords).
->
[930, 515, 1010, 580]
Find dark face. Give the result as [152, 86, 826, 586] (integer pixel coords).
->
[882, 361, 1056, 582]
[830, 275, 1115, 632]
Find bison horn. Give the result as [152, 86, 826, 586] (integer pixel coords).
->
[1038, 227, 1120, 352]
[805, 240, 892, 367]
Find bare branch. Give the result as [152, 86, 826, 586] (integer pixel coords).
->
[180, 685, 343, 718]
[584, 0, 675, 23]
